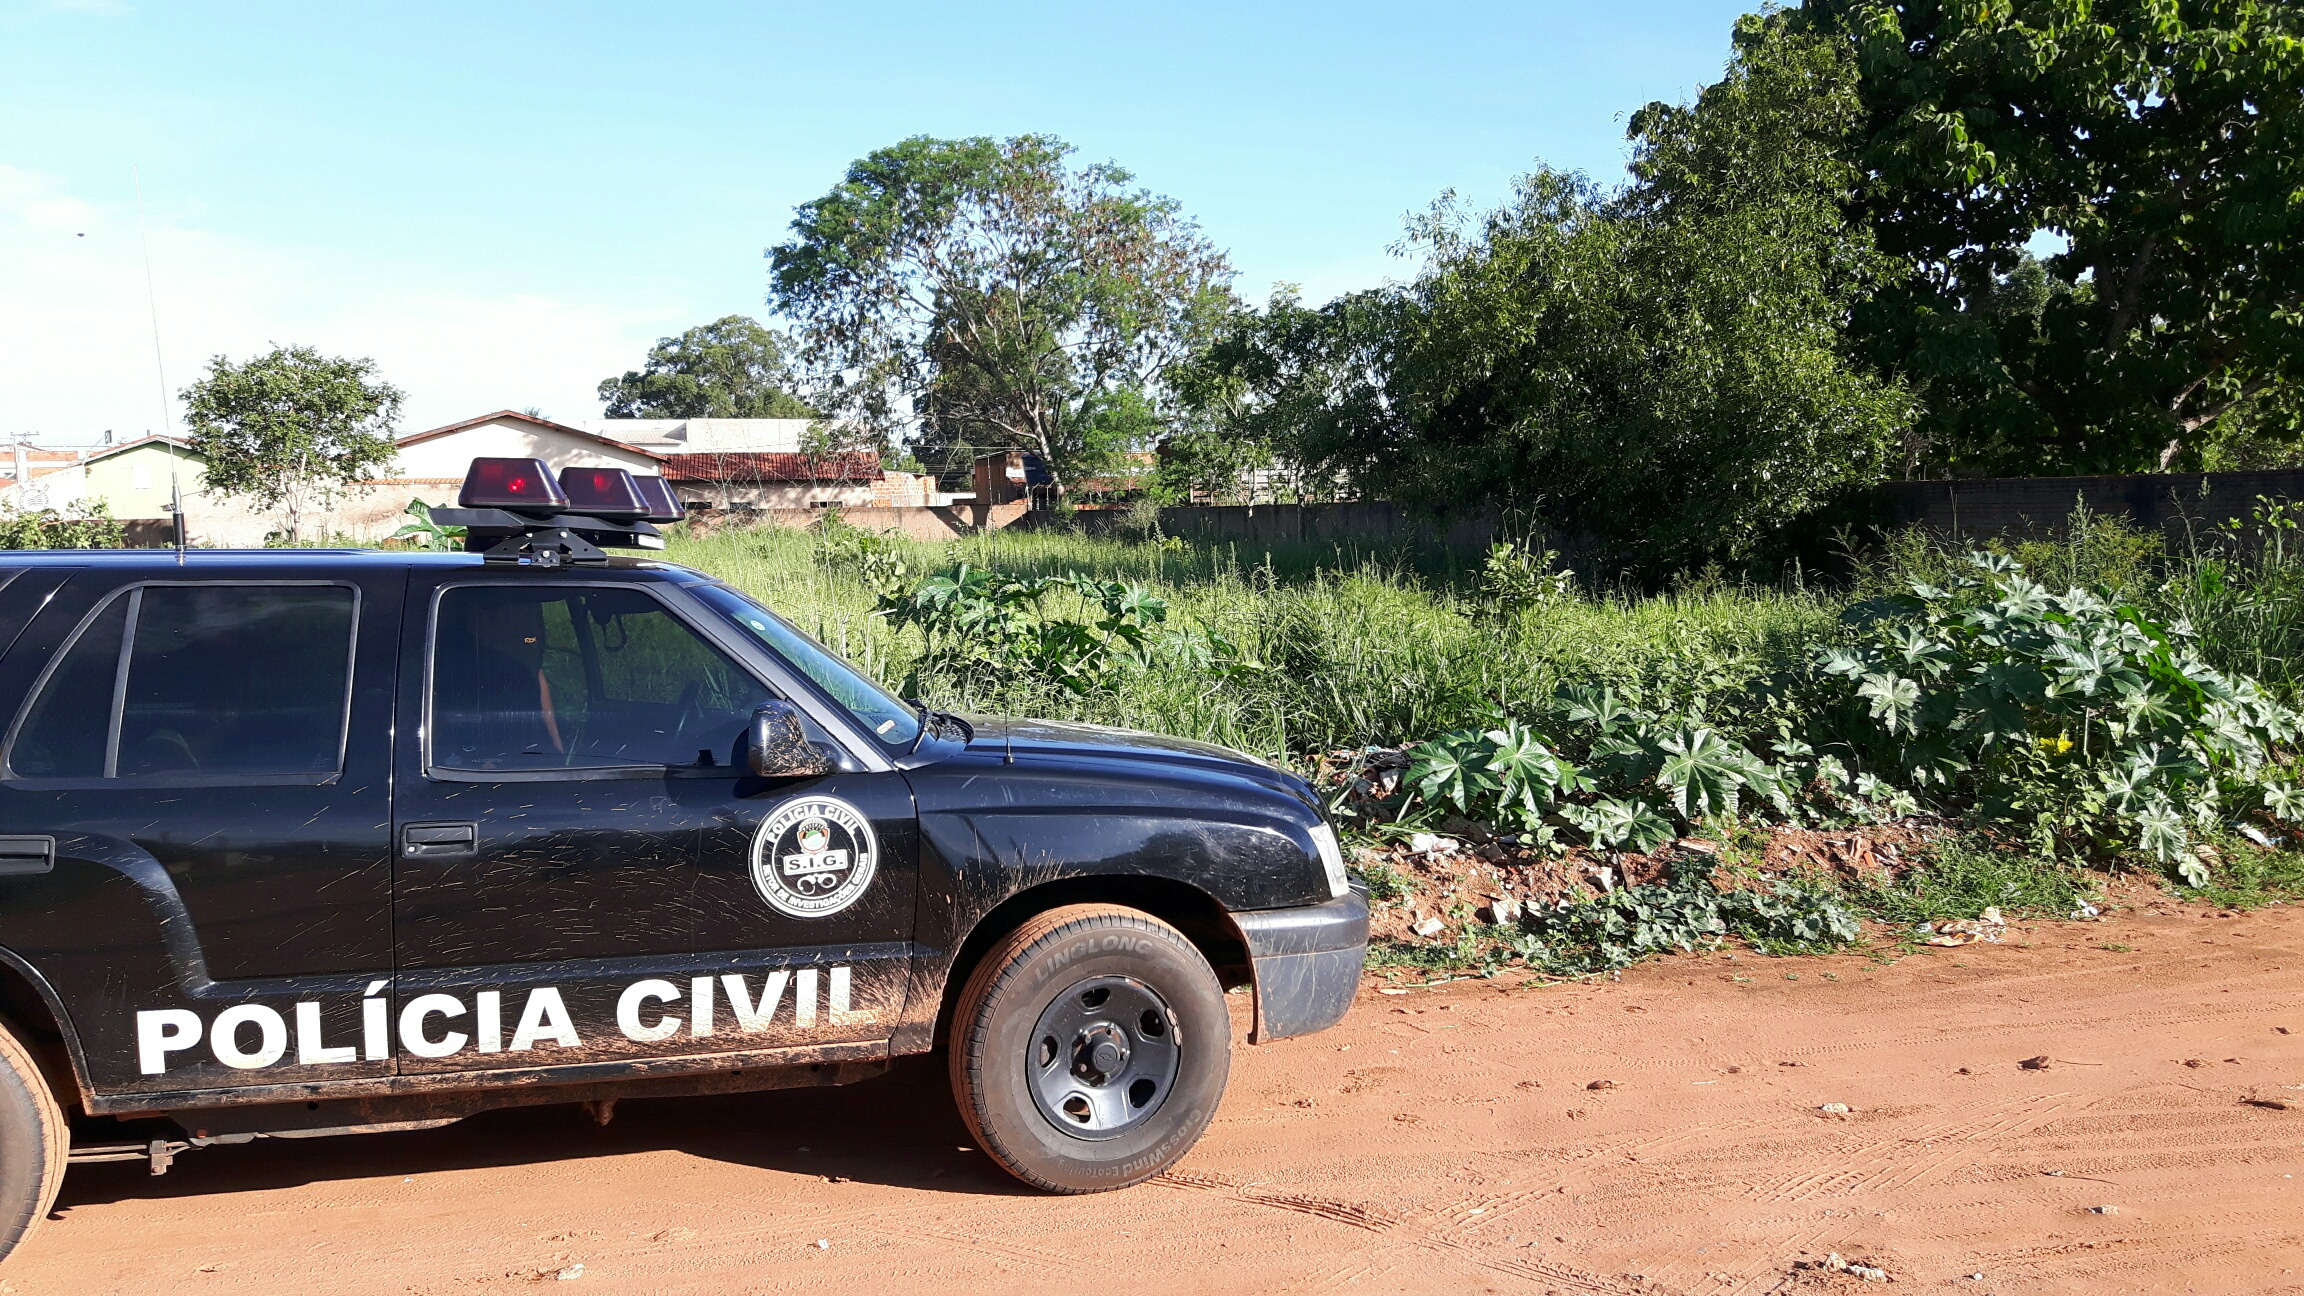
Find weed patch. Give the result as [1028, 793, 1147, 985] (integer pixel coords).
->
[1853, 835, 2093, 926]
[1514, 863, 1861, 975]
[2173, 835, 2304, 909]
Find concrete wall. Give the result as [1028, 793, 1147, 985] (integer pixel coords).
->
[1057, 475, 2304, 559]
[1873, 471, 2304, 541]
[693, 504, 987, 543]
[679, 481, 879, 511]
[1066, 500, 1507, 552]
[124, 482, 453, 549]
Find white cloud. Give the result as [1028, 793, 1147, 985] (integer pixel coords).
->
[0, 164, 672, 444]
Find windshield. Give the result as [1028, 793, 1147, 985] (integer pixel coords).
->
[689, 584, 922, 748]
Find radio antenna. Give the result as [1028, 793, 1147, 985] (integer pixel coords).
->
[135, 166, 173, 436]
[170, 471, 186, 563]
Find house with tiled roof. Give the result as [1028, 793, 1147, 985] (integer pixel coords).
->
[0, 409, 959, 547]
[0, 435, 207, 517]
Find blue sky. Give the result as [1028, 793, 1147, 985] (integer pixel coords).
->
[0, 0, 1761, 440]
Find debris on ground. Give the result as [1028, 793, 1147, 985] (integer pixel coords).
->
[1918, 907, 2006, 946]
[2019, 1056, 2053, 1070]
[555, 1264, 585, 1281]
[1819, 1102, 1853, 1114]
[1791, 1252, 1890, 1283]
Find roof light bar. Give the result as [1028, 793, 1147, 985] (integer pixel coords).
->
[631, 474, 684, 523]
[431, 456, 667, 567]
[460, 457, 567, 513]
[557, 466, 646, 521]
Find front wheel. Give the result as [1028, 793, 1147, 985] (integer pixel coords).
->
[0, 1017, 67, 1265]
[948, 904, 1232, 1192]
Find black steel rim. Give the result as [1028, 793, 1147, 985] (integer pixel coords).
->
[1025, 974, 1181, 1141]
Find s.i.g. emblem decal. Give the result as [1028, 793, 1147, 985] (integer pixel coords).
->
[750, 796, 878, 918]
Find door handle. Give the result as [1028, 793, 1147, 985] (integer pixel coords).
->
[0, 835, 54, 876]
[401, 822, 478, 860]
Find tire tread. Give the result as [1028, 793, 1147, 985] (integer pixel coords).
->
[947, 904, 1216, 1193]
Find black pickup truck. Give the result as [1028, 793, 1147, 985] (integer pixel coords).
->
[0, 459, 1366, 1264]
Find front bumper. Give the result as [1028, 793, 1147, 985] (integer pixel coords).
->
[1232, 885, 1369, 1043]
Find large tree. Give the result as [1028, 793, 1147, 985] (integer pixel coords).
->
[597, 315, 815, 419]
[768, 135, 1233, 501]
[1801, 0, 2304, 472]
[1161, 286, 1399, 503]
[1181, 16, 1910, 572]
[181, 345, 402, 545]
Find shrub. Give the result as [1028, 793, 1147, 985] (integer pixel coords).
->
[1388, 689, 1790, 854]
[0, 500, 124, 549]
[1816, 552, 2301, 875]
[873, 562, 1255, 696]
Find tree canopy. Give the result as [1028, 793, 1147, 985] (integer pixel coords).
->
[768, 134, 1233, 499]
[1801, 0, 2304, 472]
[1180, 16, 1910, 572]
[182, 345, 402, 544]
[597, 315, 816, 419]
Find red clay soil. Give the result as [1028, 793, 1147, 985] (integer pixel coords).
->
[5, 903, 2301, 1295]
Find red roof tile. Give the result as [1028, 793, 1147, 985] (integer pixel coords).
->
[663, 452, 883, 483]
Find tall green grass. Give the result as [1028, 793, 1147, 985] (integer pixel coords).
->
[662, 523, 1836, 759]
[660, 499, 2304, 762]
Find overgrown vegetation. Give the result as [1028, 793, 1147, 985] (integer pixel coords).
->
[0, 500, 124, 549]
[1816, 552, 2300, 875]
[1512, 860, 1861, 975]
[1851, 834, 2092, 927]
[667, 523, 1834, 757]
[668, 501, 2304, 978]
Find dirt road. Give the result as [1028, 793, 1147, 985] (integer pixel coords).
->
[5, 902, 2301, 1295]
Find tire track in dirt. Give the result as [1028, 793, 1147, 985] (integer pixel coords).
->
[1155, 1167, 1647, 1295]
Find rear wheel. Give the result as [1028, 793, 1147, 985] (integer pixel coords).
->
[948, 904, 1231, 1192]
[0, 1018, 66, 1265]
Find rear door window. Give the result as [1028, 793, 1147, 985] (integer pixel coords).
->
[8, 591, 128, 778]
[6, 583, 357, 780]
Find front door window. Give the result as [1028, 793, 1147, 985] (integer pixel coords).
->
[431, 585, 773, 773]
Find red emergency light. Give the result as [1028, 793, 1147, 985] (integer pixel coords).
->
[459, 458, 567, 513]
[631, 475, 684, 523]
[437, 456, 667, 566]
[557, 466, 647, 520]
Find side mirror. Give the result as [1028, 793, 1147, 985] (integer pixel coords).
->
[747, 701, 835, 779]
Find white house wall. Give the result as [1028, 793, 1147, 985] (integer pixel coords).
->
[396, 418, 663, 479]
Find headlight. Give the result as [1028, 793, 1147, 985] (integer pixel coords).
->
[1308, 823, 1348, 898]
